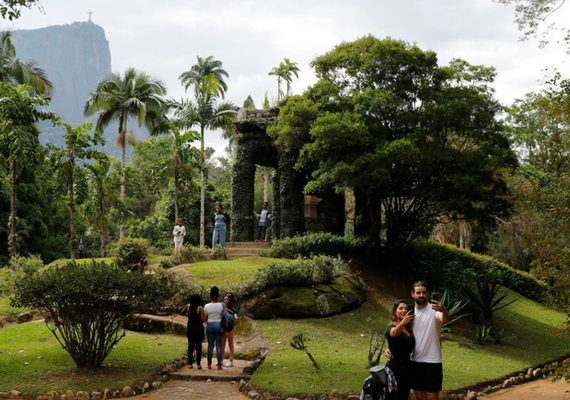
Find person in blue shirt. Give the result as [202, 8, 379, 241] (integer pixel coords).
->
[211, 203, 231, 253]
[256, 201, 271, 241]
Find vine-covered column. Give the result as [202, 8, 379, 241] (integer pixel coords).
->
[279, 152, 305, 238]
[272, 171, 281, 239]
[231, 142, 255, 242]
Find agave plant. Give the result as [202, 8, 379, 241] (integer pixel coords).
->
[462, 271, 518, 323]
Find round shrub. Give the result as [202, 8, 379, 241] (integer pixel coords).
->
[115, 237, 150, 268]
[268, 232, 368, 259]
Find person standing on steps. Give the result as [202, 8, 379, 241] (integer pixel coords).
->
[204, 286, 225, 370]
[409, 281, 449, 400]
[256, 201, 271, 241]
[211, 203, 231, 254]
[181, 293, 205, 369]
[221, 292, 238, 367]
[173, 218, 186, 253]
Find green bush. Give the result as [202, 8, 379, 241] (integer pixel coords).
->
[159, 245, 210, 269]
[115, 237, 150, 268]
[13, 260, 172, 368]
[154, 267, 206, 312]
[244, 255, 349, 296]
[406, 241, 548, 302]
[0, 255, 43, 298]
[268, 232, 368, 259]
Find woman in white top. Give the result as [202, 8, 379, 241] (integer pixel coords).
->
[173, 218, 186, 253]
[203, 286, 225, 370]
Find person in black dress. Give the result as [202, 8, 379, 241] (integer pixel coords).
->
[385, 299, 416, 400]
[181, 293, 206, 369]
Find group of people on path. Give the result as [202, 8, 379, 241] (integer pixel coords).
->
[173, 202, 272, 253]
[181, 286, 237, 370]
[384, 281, 449, 400]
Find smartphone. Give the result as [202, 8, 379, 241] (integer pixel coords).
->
[432, 292, 440, 302]
[408, 302, 415, 316]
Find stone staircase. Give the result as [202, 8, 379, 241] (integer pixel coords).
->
[224, 242, 271, 258]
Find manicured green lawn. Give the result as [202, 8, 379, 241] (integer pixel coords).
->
[175, 257, 286, 288]
[252, 293, 570, 395]
[0, 321, 186, 395]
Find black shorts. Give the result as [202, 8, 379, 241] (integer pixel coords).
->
[411, 362, 443, 392]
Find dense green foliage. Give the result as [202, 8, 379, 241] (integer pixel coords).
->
[268, 232, 367, 258]
[270, 36, 516, 250]
[0, 254, 42, 297]
[246, 255, 349, 295]
[115, 237, 150, 268]
[13, 260, 172, 367]
[406, 241, 548, 301]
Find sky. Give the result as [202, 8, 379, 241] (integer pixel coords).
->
[2, 0, 570, 157]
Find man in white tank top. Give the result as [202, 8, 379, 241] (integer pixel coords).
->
[410, 281, 449, 400]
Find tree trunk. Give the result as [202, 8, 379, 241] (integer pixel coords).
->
[199, 125, 206, 248]
[174, 152, 179, 222]
[119, 129, 126, 240]
[263, 167, 269, 202]
[8, 158, 17, 258]
[69, 157, 75, 259]
[99, 191, 107, 257]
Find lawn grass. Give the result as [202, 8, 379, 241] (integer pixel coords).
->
[0, 321, 186, 395]
[175, 257, 286, 288]
[46, 257, 115, 268]
[252, 292, 570, 395]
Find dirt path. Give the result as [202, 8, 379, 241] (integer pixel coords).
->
[485, 378, 570, 400]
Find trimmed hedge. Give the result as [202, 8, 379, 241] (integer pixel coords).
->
[406, 241, 548, 302]
[268, 232, 368, 259]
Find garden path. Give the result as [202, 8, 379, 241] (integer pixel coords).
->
[483, 378, 570, 399]
[131, 380, 247, 400]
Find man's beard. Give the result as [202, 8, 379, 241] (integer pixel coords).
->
[415, 297, 426, 305]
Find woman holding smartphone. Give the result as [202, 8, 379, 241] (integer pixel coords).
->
[385, 299, 415, 400]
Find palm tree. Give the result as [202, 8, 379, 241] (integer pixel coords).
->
[84, 68, 167, 238]
[282, 57, 300, 97]
[269, 58, 301, 101]
[47, 122, 104, 259]
[0, 31, 53, 96]
[179, 56, 229, 99]
[176, 73, 238, 247]
[268, 63, 286, 101]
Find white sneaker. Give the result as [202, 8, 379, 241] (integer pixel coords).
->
[225, 361, 233, 367]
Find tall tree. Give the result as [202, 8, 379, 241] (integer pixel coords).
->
[84, 68, 167, 238]
[178, 58, 237, 247]
[268, 62, 286, 101]
[271, 37, 517, 250]
[0, 82, 56, 257]
[179, 55, 229, 99]
[282, 57, 300, 97]
[0, 31, 53, 96]
[47, 122, 104, 259]
[243, 95, 256, 110]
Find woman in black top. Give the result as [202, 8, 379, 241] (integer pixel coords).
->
[385, 299, 415, 400]
[181, 293, 206, 369]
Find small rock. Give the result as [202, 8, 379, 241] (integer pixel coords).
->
[330, 389, 342, 400]
[151, 382, 163, 390]
[533, 368, 542, 378]
[161, 374, 169, 382]
[247, 390, 260, 399]
[239, 379, 248, 391]
[142, 383, 149, 391]
[60, 395, 67, 400]
[0, 392, 8, 399]
[319, 395, 328, 400]
[91, 392, 102, 400]
[76, 391, 90, 400]
[207, 379, 212, 383]
[37, 356, 44, 359]
[17, 312, 32, 323]
[8, 391, 21, 398]
[346, 396, 361, 400]
[243, 366, 255, 374]
[121, 387, 133, 398]
[466, 391, 477, 400]
[65, 390, 75, 400]
[43, 391, 60, 400]
[231, 381, 236, 384]
[112, 390, 121, 398]
[132, 386, 143, 395]
[525, 374, 532, 381]
[103, 389, 111, 399]
[527, 368, 533, 376]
